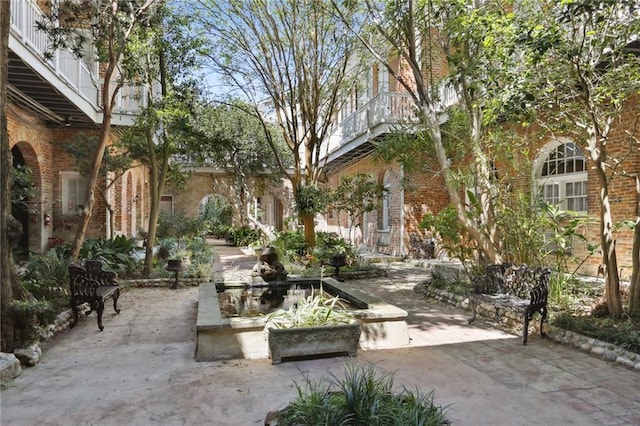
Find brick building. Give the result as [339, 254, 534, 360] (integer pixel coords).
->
[320, 58, 639, 279]
[7, 0, 148, 256]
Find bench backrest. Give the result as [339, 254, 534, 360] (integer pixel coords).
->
[472, 264, 507, 294]
[69, 260, 118, 297]
[529, 267, 550, 308]
[473, 264, 550, 300]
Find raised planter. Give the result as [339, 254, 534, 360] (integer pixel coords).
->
[268, 321, 361, 364]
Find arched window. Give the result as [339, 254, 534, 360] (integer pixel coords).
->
[536, 141, 588, 212]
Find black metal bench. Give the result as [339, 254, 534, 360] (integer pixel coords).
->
[409, 233, 435, 259]
[69, 260, 121, 331]
[468, 263, 550, 345]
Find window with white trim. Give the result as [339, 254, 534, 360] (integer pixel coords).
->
[62, 172, 88, 215]
[537, 142, 588, 213]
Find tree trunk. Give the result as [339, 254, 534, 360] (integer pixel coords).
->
[628, 175, 640, 316]
[69, 55, 117, 260]
[595, 159, 623, 318]
[143, 128, 159, 276]
[143, 131, 169, 277]
[143, 172, 161, 276]
[422, 105, 502, 264]
[303, 213, 316, 248]
[1, 0, 15, 352]
[69, 114, 113, 260]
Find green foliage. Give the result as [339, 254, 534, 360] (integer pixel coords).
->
[9, 299, 55, 347]
[375, 108, 471, 178]
[552, 314, 640, 354]
[313, 232, 356, 266]
[77, 236, 139, 275]
[494, 192, 548, 267]
[272, 230, 308, 263]
[11, 164, 34, 210]
[548, 274, 579, 311]
[157, 211, 208, 240]
[266, 283, 353, 329]
[281, 363, 450, 425]
[147, 236, 214, 279]
[419, 206, 473, 264]
[225, 225, 262, 248]
[330, 173, 384, 240]
[185, 237, 213, 265]
[210, 224, 233, 240]
[425, 269, 470, 297]
[295, 185, 331, 216]
[200, 195, 232, 230]
[186, 101, 292, 177]
[21, 250, 70, 310]
[537, 202, 596, 276]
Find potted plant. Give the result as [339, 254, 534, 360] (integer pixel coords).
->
[265, 278, 360, 364]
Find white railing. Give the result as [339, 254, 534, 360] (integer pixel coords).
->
[9, 0, 143, 116]
[331, 84, 459, 147]
[100, 82, 148, 113]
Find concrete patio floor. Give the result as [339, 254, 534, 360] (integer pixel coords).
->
[1, 241, 639, 425]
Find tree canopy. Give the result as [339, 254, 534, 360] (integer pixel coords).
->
[193, 0, 367, 246]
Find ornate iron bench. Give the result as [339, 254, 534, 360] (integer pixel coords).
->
[468, 263, 550, 345]
[409, 233, 435, 259]
[69, 260, 121, 331]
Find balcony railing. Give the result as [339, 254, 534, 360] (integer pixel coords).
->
[330, 84, 458, 149]
[9, 0, 143, 117]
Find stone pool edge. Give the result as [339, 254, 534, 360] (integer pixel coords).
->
[195, 278, 410, 362]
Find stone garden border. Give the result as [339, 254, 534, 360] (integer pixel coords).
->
[414, 279, 640, 371]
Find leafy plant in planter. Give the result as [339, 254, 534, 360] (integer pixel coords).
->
[265, 276, 360, 364]
[268, 362, 450, 425]
[266, 284, 353, 329]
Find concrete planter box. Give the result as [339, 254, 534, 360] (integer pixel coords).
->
[268, 321, 361, 364]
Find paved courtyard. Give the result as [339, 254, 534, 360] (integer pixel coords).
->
[1, 242, 639, 425]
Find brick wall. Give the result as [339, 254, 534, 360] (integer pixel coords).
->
[164, 171, 294, 228]
[499, 95, 639, 278]
[324, 154, 449, 256]
[8, 103, 144, 252]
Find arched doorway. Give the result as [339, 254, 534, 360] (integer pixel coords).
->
[11, 142, 44, 257]
[11, 147, 30, 259]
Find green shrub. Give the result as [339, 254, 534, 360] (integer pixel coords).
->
[21, 249, 70, 311]
[280, 362, 450, 425]
[77, 235, 139, 275]
[227, 225, 261, 247]
[210, 224, 233, 239]
[419, 205, 473, 264]
[552, 314, 640, 353]
[313, 232, 356, 266]
[10, 299, 55, 347]
[266, 284, 352, 329]
[157, 211, 208, 239]
[200, 195, 233, 231]
[271, 230, 307, 263]
[149, 237, 214, 279]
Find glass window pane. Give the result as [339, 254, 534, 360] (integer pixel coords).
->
[566, 182, 573, 196]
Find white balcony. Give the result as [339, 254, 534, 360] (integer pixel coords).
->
[9, 0, 143, 125]
[326, 84, 457, 162]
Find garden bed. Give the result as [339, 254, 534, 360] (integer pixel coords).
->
[413, 266, 640, 370]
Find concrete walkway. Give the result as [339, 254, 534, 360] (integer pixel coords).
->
[1, 241, 639, 425]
